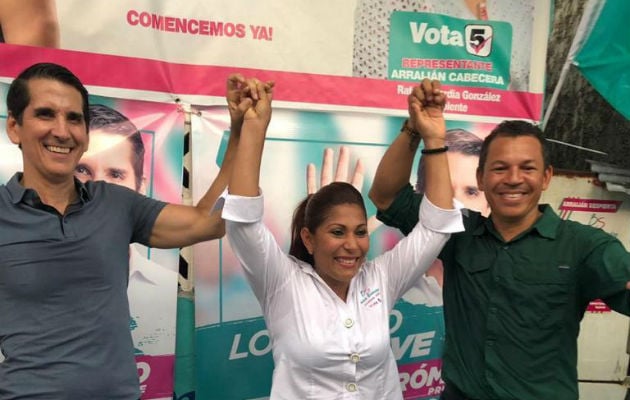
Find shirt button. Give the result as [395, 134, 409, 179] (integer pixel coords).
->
[490, 307, 497, 313]
[344, 318, 354, 328]
[350, 353, 360, 363]
[346, 383, 358, 392]
[503, 246, 508, 250]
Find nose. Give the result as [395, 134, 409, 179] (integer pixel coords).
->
[343, 234, 360, 251]
[505, 166, 523, 185]
[51, 116, 72, 140]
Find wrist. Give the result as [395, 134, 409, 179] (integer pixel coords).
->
[400, 119, 420, 150]
[421, 145, 448, 155]
[422, 137, 447, 149]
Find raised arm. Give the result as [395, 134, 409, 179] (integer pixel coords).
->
[148, 75, 268, 248]
[410, 80, 452, 209]
[369, 79, 452, 210]
[228, 79, 273, 196]
[0, 0, 59, 47]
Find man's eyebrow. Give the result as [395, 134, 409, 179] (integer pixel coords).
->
[33, 106, 55, 115]
[66, 111, 85, 121]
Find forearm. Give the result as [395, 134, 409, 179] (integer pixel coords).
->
[369, 123, 418, 210]
[375, 196, 462, 304]
[229, 120, 265, 197]
[195, 125, 240, 213]
[421, 136, 453, 209]
[0, 0, 59, 47]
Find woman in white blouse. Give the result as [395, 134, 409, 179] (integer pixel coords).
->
[222, 77, 463, 399]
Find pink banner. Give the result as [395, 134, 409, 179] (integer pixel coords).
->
[398, 358, 444, 399]
[559, 198, 622, 213]
[0, 45, 541, 120]
[136, 354, 176, 398]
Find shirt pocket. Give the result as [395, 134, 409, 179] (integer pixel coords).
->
[454, 251, 493, 275]
[510, 262, 572, 329]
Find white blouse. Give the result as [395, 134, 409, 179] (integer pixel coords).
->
[223, 194, 463, 399]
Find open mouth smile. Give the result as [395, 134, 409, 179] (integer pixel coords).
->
[45, 145, 71, 154]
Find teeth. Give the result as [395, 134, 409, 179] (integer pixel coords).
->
[502, 193, 523, 199]
[47, 145, 70, 154]
[336, 258, 356, 266]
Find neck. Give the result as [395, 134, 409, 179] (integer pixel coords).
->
[315, 269, 350, 302]
[332, 285, 349, 302]
[20, 173, 77, 214]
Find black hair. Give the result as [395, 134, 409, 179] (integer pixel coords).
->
[478, 120, 549, 172]
[7, 62, 89, 129]
[289, 182, 367, 265]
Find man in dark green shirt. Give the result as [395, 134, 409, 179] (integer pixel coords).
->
[369, 92, 630, 400]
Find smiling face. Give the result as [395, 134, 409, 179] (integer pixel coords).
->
[75, 129, 144, 192]
[6, 78, 88, 186]
[300, 203, 369, 300]
[477, 135, 552, 235]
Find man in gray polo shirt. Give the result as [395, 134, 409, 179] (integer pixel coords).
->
[0, 63, 251, 399]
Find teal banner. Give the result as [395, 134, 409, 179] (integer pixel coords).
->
[196, 318, 274, 399]
[574, 0, 630, 120]
[388, 12, 512, 89]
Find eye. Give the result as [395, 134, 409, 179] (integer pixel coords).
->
[330, 229, 344, 237]
[355, 228, 368, 237]
[75, 165, 91, 176]
[465, 187, 480, 197]
[67, 112, 84, 124]
[109, 170, 125, 180]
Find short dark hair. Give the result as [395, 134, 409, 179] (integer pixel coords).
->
[478, 120, 549, 172]
[289, 182, 367, 265]
[7, 63, 89, 129]
[88, 104, 145, 191]
[415, 128, 482, 193]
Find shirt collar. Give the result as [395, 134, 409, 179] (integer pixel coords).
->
[6, 172, 91, 205]
[473, 204, 559, 240]
[530, 204, 560, 239]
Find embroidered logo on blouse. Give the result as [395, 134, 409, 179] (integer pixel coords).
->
[360, 287, 382, 308]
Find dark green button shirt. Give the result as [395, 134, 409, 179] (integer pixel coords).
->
[377, 184, 630, 400]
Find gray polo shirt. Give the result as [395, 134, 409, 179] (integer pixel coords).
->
[0, 173, 167, 399]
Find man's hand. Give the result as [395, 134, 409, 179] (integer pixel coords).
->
[306, 146, 364, 194]
[242, 79, 274, 133]
[227, 74, 274, 130]
[408, 79, 447, 143]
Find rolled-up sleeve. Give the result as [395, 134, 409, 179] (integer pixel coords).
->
[222, 192, 264, 223]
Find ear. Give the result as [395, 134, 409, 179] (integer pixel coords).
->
[300, 227, 313, 255]
[541, 165, 553, 191]
[6, 113, 21, 146]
